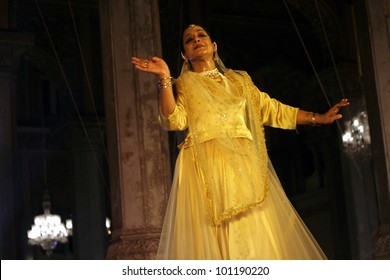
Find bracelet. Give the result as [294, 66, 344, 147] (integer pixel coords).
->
[305, 112, 311, 123]
[311, 112, 321, 126]
[158, 83, 172, 89]
[304, 111, 321, 126]
[157, 76, 176, 89]
[159, 76, 171, 82]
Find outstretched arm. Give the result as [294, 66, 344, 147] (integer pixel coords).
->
[296, 98, 350, 126]
[131, 56, 176, 117]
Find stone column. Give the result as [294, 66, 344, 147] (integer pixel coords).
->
[54, 121, 108, 259]
[365, 0, 390, 259]
[99, 0, 171, 259]
[0, 31, 33, 258]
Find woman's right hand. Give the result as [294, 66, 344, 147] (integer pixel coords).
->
[131, 56, 171, 78]
[132, 56, 176, 116]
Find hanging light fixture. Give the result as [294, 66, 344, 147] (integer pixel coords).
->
[342, 110, 371, 154]
[27, 88, 71, 257]
[27, 191, 70, 257]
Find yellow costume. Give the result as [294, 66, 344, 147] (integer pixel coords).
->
[157, 68, 327, 260]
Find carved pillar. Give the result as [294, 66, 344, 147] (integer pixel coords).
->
[353, 0, 390, 259]
[364, 0, 390, 259]
[321, 64, 379, 259]
[99, 0, 171, 259]
[0, 31, 33, 258]
[53, 121, 108, 259]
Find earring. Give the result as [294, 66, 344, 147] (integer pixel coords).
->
[181, 52, 188, 62]
[213, 42, 218, 60]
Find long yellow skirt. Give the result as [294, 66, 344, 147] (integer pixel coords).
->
[156, 139, 327, 260]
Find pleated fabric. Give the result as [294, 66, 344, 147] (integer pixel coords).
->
[156, 138, 327, 260]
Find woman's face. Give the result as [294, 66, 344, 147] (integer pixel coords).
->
[182, 25, 216, 62]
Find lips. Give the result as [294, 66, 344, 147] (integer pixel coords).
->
[194, 43, 204, 50]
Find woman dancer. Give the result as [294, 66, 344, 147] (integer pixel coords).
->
[131, 24, 349, 259]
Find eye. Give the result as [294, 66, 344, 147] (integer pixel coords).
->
[199, 32, 208, 37]
[184, 37, 193, 44]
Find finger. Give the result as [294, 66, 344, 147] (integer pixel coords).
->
[133, 60, 151, 71]
[133, 59, 150, 69]
[131, 59, 145, 69]
[131, 57, 150, 68]
[134, 64, 149, 71]
[333, 99, 349, 110]
[131, 57, 143, 64]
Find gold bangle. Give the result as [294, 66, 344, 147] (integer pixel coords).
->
[305, 112, 311, 124]
[311, 112, 321, 126]
[158, 82, 172, 89]
[157, 77, 176, 90]
[159, 76, 171, 82]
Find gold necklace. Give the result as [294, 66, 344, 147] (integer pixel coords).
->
[200, 68, 221, 79]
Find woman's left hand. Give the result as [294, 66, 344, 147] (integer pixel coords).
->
[318, 98, 350, 124]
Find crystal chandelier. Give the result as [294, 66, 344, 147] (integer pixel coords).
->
[27, 191, 70, 256]
[342, 110, 371, 154]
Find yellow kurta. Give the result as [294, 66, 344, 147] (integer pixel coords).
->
[157, 69, 327, 260]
